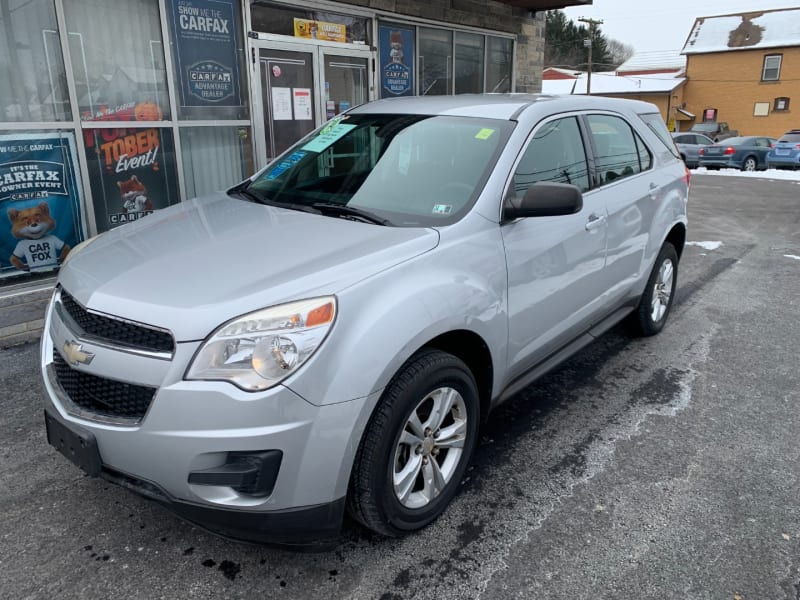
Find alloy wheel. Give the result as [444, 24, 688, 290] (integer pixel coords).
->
[393, 387, 467, 509]
[650, 258, 674, 323]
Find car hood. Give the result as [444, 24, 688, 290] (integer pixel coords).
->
[59, 193, 439, 341]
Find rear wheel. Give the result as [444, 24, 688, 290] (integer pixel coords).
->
[347, 349, 480, 536]
[742, 156, 757, 172]
[628, 243, 678, 337]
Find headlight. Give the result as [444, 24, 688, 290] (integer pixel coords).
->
[185, 297, 336, 391]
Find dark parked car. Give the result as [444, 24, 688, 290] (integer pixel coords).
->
[689, 121, 737, 142]
[766, 130, 800, 170]
[698, 136, 777, 171]
[672, 132, 714, 168]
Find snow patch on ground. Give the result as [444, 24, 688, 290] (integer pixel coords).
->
[785, 255, 800, 261]
[687, 241, 723, 251]
[691, 167, 800, 181]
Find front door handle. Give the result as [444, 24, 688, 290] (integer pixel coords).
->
[585, 213, 606, 231]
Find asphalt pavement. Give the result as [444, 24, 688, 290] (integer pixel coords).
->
[1, 174, 799, 599]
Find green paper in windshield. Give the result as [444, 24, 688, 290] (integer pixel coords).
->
[475, 128, 495, 140]
[302, 123, 357, 153]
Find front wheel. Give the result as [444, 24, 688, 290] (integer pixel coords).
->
[347, 350, 480, 536]
[627, 242, 678, 337]
[742, 156, 757, 172]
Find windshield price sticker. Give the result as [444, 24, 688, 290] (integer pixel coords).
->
[302, 123, 357, 153]
[475, 128, 495, 140]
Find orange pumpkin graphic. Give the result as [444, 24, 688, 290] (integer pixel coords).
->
[134, 100, 163, 122]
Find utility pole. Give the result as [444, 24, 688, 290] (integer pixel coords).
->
[578, 17, 603, 95]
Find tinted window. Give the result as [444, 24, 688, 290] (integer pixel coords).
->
[513, 116, 590, 195]
[640, 113, 678, 156]
[588, 114, 649, 185]
[674, 135, 690, 144]
[779, 133, 800, 143]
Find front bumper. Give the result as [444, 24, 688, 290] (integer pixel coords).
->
[41, 290, 376, 546]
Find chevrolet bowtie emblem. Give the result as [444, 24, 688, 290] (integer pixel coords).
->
[62, 340, 95, 367]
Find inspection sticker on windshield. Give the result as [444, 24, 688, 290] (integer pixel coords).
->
[432, 204, 452, 215]
[475, 128, 495, 140]
[302, 123, 356, 153]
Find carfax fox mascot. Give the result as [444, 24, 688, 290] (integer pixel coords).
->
[8, 202, 70, 271]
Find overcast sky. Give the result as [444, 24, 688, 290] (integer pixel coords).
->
[562, 0, 800, 54]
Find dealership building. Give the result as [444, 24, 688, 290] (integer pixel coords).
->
[0, 0, 587, 282]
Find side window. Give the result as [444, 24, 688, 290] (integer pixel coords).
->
[674, 135, 689, 144]
[513, 116, 590, 196]
[588, 114, 650, 185]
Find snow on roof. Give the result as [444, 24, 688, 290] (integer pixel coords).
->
[541, 72, 685, 95]
[617, 51, 686, 73]
[682, 8, 800, 55]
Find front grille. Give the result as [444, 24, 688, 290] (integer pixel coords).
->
[53, 351, 156, 421]
[59, 289, 174, 354]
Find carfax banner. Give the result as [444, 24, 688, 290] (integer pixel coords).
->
[83, 127, 180, 233]
[170, 0, 243, 107]
[0, 133, 84, 278]
[379, 24, 415, 97]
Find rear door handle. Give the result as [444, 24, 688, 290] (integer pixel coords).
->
[585, 213, 606, 231]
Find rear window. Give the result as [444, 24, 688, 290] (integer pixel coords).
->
[778, 133, 800, 143]
[640, 113, 679, 157]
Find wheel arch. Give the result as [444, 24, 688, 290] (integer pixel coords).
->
[420, 329, 494, 424]
[664, 222, 686, 261]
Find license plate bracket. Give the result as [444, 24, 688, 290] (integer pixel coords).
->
[44, 409, 102, 477]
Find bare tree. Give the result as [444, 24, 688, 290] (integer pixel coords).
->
[606, 38, 635, 69]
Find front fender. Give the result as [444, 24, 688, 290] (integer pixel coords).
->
[283, 223, 509, 407]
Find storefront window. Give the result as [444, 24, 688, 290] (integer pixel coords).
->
[180, 126, 254, 198]
[419, 28, 453, 96]
[454, 32, 484, 95]
[486, 36, 512, 93]
[250, 2, 371, 45]
[63, 0, 170, 122]
[166, 0, 249, 121]
[0, 0, 71, 122]
[83, 127, 180, 232]
[0, 130, 85, 279]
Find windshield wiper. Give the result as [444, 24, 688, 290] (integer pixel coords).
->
[228, 183, 266, 204]
[311, 203, 391, 226]
[229, 184, 321, 215]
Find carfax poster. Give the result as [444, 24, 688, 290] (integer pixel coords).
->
[0, 133, 84, 278]
[379, 24, 415, 97]
[83, 127, 180, 233]
[170, 0, 243, 107]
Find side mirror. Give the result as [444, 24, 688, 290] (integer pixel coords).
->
[503, 182, 583, 221]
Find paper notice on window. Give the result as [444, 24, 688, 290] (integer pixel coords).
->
[271, 87, 292, 120]
[293, 88, 313, 121]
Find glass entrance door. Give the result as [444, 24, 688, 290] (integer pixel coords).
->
[253, 41, 373, 166]
[258, 47, 318, 161]
[322, 52, 369, 120]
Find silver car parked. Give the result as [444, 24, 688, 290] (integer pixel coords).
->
[42, 95, 689, 547]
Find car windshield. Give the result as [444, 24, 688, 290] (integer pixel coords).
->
[242, 113, 513, 227]
[692, 123, 719, 133]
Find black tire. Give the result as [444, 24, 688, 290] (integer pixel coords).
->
[347, 349, 480, 536]
[627, 242, 678, 337]
[742, 156, 757, 172]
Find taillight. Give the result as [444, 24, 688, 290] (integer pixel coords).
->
[724, 147, 735, 155]
[684, 166, 691, 189]
[699, 148, 705, 156]
[795, 144, 800, 150]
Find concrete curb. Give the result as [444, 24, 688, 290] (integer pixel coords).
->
[0, 279, 55, 349]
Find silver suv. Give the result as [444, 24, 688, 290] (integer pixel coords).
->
[42, 95, 689, 547]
